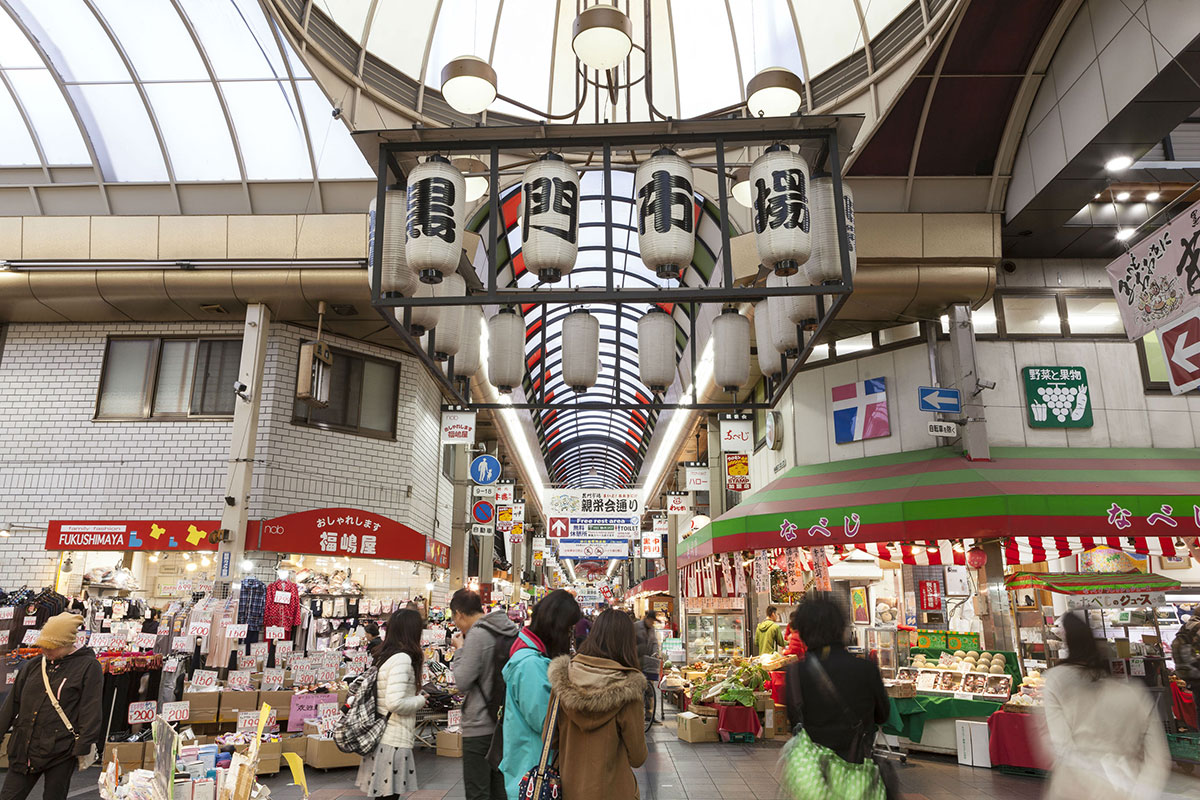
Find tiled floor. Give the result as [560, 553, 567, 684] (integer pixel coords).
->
[30, 717, 1200, 800]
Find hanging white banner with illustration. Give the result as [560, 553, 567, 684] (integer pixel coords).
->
[440, 411, 476, 444]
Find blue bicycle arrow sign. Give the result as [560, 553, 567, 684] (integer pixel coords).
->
[917, 386, 962, 414]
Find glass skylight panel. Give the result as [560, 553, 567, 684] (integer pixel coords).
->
[276, 20, 312, 79]
[364, 0, 437, 78]
[491, 0, 554, 119]
[92, 0, 207, 81]
[69, 83, 167, 181]
[314, 0, 372, 45]
[0, 82, 40, 165]
[863, 0, 910, 38]
[6, 69, 89, 164]
[730, 0, 804, 82]
[669, 0, 740, 118]
[794, 0, 865, 76]
[145, 82, 239, 181]
[295, 80, 373, 178]
[178, 0, 283, 80]
[0, 8, 41, 68]
[221, 80, 312, 180]
[10, 0, 129, 83]
[423, 0, 500, 89]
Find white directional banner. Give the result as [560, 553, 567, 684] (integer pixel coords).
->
[557, 539, 629, 559]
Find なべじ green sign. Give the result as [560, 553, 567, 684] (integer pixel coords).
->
[1022, 366, 1093, 428]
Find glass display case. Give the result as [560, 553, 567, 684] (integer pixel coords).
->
[865, 627, 908, 678]
[685, 611, 746, 661]
[716, 613, 745, 658]
[686, 614, 716, 660]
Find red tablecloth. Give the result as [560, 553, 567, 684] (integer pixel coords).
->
[717, 704, 762, 736]
[987, 710, 1049, 771]
[1171, 682, 1198, 730]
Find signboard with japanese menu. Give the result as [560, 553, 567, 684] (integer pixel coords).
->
[919, 580, 943, 611]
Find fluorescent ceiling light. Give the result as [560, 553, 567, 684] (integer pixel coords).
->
[1115, 228, 1135, 241]
[1116, 191, 1130, 201]
[1146, 191, 1160, 201]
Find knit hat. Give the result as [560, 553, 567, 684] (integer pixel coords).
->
[36, 612, 84, 649]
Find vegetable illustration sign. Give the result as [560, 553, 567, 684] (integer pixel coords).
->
[1022, 366, 1093, 428]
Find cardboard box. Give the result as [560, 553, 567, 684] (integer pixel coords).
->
[754, 692, 773, 712]
[0, 734, 10, 769]
[258, 690, 295, 719]
[955, 720, 991, 768]
[772, 704, 791, 738]
[436, 730, 462, 758]
[183, 689, 220, 724]
[255, 740, 282, 775]
[280, 735, 307, 756]
[103, 741, 145, 772]
[218, 691, 260, 722]
[304, 735, 362, 769]
[676, 712, 719, 743]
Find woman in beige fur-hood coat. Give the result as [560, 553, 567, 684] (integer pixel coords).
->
[547, 651, 648, 800]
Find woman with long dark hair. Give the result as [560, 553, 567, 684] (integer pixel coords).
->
[549, 609, 648, 800]
[499, 589, 581, 800]
[356, 608, 426, 799]
[1042, 612, 1168, 799]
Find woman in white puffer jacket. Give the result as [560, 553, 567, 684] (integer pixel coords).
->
[356, 608, 427, 799]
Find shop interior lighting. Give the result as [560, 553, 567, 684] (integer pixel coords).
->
[440, 55, 498, 115]
[1146, 191, 1161, 201]
[200, 556, 211, 567]
[425, 581, 435, 592]
[148, 553, 158, 563]
[186, 562, 198, 572]
[1116, 191, 1131, 201]
[572, 4, 633, 71]
[0, 523, 9, 537]
[182, 553, 191, 560]
[1116, 228, 1135, 241]
[276, 568, 290, 580]
[1105, 155, 1133, 172]
[1094, 193, 1102, 200]
[731, 167, 752, 206]
[240, 559, 255, 572]
[746, 67, 805, 118]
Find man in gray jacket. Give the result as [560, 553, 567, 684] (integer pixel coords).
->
[449, 589, 518, 800]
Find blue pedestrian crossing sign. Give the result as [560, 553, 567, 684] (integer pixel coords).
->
[917, 386, 962, 414]
[470, 454, 501, 485]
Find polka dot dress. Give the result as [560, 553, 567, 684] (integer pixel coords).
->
[355, 743, 419, 797]
[779, 730, 885, 800]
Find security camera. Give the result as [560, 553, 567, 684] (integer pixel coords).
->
[977, 379, 996, 390]
[233, 381, 250, 402]
[224, 496, 236, 507]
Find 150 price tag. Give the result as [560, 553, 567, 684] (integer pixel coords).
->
[127, 700, 156, 725]
[225, 624, 248, 639]
[191, 669, 218, 689]
[162, 701, 190, 722]
[265, 626, 286, 640]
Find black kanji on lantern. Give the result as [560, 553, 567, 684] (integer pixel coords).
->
[752, 168, 810, 234]
[638, 170, 693, 235]
[407, 176, 457, 243]
[523, 176, 579, 243]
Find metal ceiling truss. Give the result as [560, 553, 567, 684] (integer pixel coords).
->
[368, 116, 854, 412]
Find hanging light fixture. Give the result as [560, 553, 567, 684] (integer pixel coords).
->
[751, 144, 811, 276]
[452, 157, 489, 203]
[520, 154, 580, 283]
[561, 309, 600, 392]
[452, 307, 483, 377]
[712, 308, 750, 393]
[403, 282, 441, 337]
[746, 67, 804, 118]
[440, 55, 497, 115]
[379, 186, 417, 297]
[766, 272, 809, 357]
[753, 300, 781, 378]
[432, 273, 466, 361]
[635, 148, 695, 279]
[731, 167, 752, 207]
[406, 155, 465, 284]
[637, 308, 675, 392]
[572, 4, 633, 71]
[487, 308, 525, 393]
[807, 176, 857, 284]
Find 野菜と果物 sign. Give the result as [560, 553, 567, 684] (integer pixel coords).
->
[1022, 366, 1092, 428]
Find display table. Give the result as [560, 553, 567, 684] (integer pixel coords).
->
[716, 704, 762, 737]
[882, 695, 1002, 754]
[987, 710, 1049, 771]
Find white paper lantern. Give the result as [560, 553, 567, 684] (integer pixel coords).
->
[431, 273, 466, 360]
[379, 187, 417, 296]
[520, 154, 580, 283]
[712, 308, 750, 393]
[404, 282, 441, 337]
[561, 310, 600, 392]
[750, 144, 811, 276]
[753, 300, 781, 377]
[806, 175, 856, 284]
[766, 271, 815, 359]
[487, 309, 525, 393]
[453, 306, 482, 377]
[637, 308, 675, 392]
[406, 155, 465, 284]
[635, 148, 695, 279]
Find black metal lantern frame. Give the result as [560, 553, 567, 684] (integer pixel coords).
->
[365, 115, 859, 412]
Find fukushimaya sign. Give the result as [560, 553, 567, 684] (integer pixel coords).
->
[1106, 198, 1200, 340]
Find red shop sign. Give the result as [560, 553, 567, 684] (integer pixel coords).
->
[45, 520, 239, 551]
[426, 538, 451, 569]
[919, 580, 942, 611]
[257, 507, 426, 562]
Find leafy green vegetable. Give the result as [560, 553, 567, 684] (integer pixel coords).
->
[719, 684, 756, 707]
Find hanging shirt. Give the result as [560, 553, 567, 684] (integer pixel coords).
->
[237, 578, 267, 633]
[264, 580, 302, 632]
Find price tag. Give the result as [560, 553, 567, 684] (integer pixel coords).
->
[953, 691, 973, 701]
[290, 656, 310, 670]
[22, 629, 40, 645]
[238, 710, 275, 732]
[194, 580, 214, 594]
[162, 701, 190, 722]
[22, 616, 37, 626]
[191, 669, 218, 689]
[127, 700, 157, 725]
[249, 642, 269, 659]
[88, 633, 112, 650]
[187, 621, 210, 638]
[101, 620, 111, 630]
[171, 636, 191, 652]
[133, 632, 157, 650]
[5, 671, 15, 685]
[262, 668, 285, 691]
[228, 670, 252, 690]
[273, 591, 293, 605]
[344, 635, 362, 649]
[292, 666, 315, 685]
[316, 715, 337, 736]
[0, 607, 13, 620]
[315, 667, 337, 683]
[350, 652, 371, 667]
[237, 653, 256, 671]
[321, 651, 341, 668]
[274, 641, 293, 657]
[163, 658, 179, 673]
[317, 703, 339, 718]
[265, 626, 286, 641]
[1131, 656, 1146, 677]
[225, 624, 248, 640]
[0, 631, 8, 646]
[177, 579, 193, 594]
[447, 709, 462, 733]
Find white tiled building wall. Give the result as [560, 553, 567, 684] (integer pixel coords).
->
[0, 320, 454, 593]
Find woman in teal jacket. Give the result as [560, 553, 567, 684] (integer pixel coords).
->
[499, 590, 582, 800]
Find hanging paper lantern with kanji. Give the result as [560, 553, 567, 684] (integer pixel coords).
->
[806, 175, 856, 284]
[520, 154, 580, 283]
[750, 144, 811, 277]
[561, 309, 600, 392]
[405, 155, 465, 284]
[637, 308, 676, 392]
[635, 148, 695, 279]
[487, 308, 525, 393]
[712, 308, 750, 393]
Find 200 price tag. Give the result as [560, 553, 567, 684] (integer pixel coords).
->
[225, 624, 248, 639]
[227, 670, 252, 690]
[127, 701, 157, 725]
[187, 621, 210, 638]
[265, 626, 286, 641]
[162, 701, 190, 722]
[191, 669, 218, 689]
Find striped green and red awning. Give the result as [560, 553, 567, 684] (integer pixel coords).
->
[679, 447, 1200, 566]
[1005, 571, 1182, 595]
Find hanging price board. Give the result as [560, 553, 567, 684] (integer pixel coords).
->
[132, 632, 157, 650]
[22, 616, 37, 626]
[274, 640, 293, 657]
[163, 658, 179, 673]
[446, 709, 462, 733]
[225, 624, 248, 639]
[187, 620, 210, 637]
[190, 669, 218, 689]
[317, 703, 339, 718]
[292, 666, 315, 685]
[0, 607, 12, 620]
[250, 642, 269, 659]
[88, 633, 113, 650]
[315, 666, 337, 683]
[238, 709, 275, 732]
[265, 626, 286, 640]
[262, 668, 285, 691]
[227, 670, 252, 690]
[237, 653, 256, 671]
[171, 636, 191, 652]
[177, 579, 193, 594]
[127, 700, 157, 725]
[162, 701, 190, 722]
[22, 629, 40, 646]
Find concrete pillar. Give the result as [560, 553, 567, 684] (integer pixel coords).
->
[949, 303, 990, 461]
[449, 444, 470, 590]
[707, 417, 726, 518]
[976, 540, 1017, 655]
[217, 303, 270, 593]
[510, 538, 523, 604]
[667, 514, 680, 618]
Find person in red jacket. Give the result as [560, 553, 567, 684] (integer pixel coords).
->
[783, 619, 807, 658]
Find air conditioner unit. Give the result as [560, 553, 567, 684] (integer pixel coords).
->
[297, 340, 333, 407]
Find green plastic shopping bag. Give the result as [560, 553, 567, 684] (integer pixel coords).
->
[779, 728, 886, 800]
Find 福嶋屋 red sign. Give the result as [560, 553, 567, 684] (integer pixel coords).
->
[257, 507, 427, 563]
[919, 580, 942, 611]
[45, 520, 237, 551]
